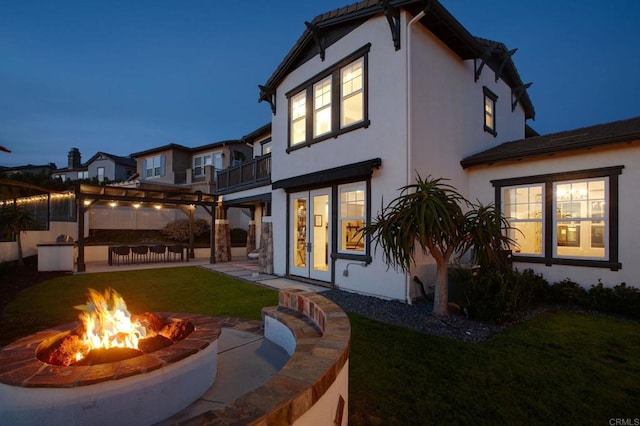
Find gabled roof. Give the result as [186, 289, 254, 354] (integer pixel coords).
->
[130, 143, 191, 158]
[190, 139, 242, 153]
[241, 123, 271, 144]
[85, 152, 136, 168]
[131, 140, 244, 158]
[261, 0, 534, 119]
[461, 116, 640, 169]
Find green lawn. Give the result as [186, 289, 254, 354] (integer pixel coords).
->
[2, 267, 639, 425]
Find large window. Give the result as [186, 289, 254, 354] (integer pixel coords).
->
[554, 179, 606, 258]
[502, 184, 543, 255]
[287, 44, 370, 150]
[339, 182, 366, 254]
[97, 167, 105, 183]
[493, 166, 622, 270]
[145, 155, 164, 178]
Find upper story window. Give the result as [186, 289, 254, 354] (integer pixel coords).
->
[483, 86, 498, 136]
[313, 76, 332, 138]
[291, 92, 307, 146]
[341, 57, 364, 127]
[494, 166, 623, 270]
[287, 44, 370, 151]
[193, 154, 212, 177]
[261, 138, 272, 155]
[145, 155, 164, 178]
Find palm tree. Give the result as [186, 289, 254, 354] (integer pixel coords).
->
[364, 175, 513, 316]
[0, 203, 39, 266]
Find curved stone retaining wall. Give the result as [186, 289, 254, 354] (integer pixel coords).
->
[195, 289, 351, 425]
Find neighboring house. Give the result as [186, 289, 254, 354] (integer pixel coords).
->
[52, 148, 136, 183]
[130, 141, 253, 194]
[0, 163, 57, 177]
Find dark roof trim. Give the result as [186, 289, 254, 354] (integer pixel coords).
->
[221, 193, 272, 207]
[272, 158, 381, 191]
[241, 123, 272, 143]
[461, 116, 640, 169]
[261, 0, 534, 119]
[130, 140, 243, 158]
[490, 165, 624, 188]
[130, 143, 192, 158]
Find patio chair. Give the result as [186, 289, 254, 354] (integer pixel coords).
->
[167, 244, 184, 262]
[112, 246, 131, 266]
[131, 245, 149, 264]
[150, 244, 166, 262]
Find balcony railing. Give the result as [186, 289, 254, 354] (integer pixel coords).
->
[216, 153, 271, 192]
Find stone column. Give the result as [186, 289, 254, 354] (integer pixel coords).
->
[258, 217, 273, 274]
[246, 220, 256, 256]
[215, 219, 231, 262]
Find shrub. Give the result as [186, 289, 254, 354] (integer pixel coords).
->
[587, 282, 640, 319]
[547, 279, 588, 306]
[161, 218, 210, 242]
[461, 268, 548, 323]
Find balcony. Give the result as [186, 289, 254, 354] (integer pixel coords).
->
[216, 153, 271, 193]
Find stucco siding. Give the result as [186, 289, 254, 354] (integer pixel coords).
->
[466, 143, 640, 287]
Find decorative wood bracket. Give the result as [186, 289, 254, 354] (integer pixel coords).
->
[380, 0, 401, 50]
[258, 85, 276, 115]
[511, 82, 532, 111]
[305, 21, 325, 61]
[495, 48, 517, 82]
[474, 44, 497, 82]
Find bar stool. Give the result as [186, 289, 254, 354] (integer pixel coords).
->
[112, 246, 131, 265]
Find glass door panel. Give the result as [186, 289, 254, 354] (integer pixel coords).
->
[289, 189, 331, 282]
[310, 190, 330, 281]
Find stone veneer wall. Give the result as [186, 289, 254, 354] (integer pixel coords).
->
[258, 218, 273, 274]
[215, 219, 231, 262]
[246, 220, 256, 256]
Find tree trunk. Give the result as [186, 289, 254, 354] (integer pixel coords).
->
[432, 258, 450, 316]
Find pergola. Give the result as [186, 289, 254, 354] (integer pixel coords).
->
[75, 183, 218, 272]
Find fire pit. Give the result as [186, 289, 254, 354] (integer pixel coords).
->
[0, 288, 221, 425]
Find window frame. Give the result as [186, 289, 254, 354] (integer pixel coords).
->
[501, 183, 544, 257]
[337, 181, 367, 255]
[492, 166, 623, 270]
[286, 44, 371, 152]
[483, 86, 498, 136]
[145, 155, 163, 179]
[193, 153, 213, 177]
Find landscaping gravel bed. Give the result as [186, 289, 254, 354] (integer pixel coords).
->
[322, 289, 504, 343]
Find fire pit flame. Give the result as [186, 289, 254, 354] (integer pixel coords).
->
[74, 288, 147, 360]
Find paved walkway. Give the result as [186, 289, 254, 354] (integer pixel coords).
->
[80, 257, 328, 424]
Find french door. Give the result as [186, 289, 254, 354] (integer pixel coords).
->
[290, 188, 331, 282]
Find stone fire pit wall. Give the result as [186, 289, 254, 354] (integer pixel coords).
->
[196, 289, 351, 425]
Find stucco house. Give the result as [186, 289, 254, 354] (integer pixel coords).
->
[52, 148, 136, 183]
[221, 0, 639, 302]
